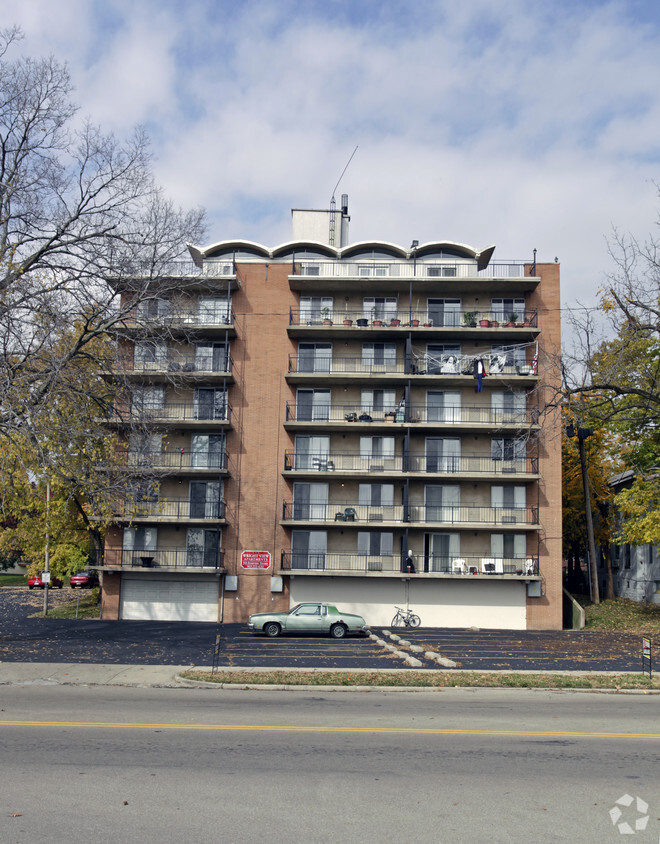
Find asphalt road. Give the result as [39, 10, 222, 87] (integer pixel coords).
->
[0, 586, 649, 671]
[1, 685, 659, 843]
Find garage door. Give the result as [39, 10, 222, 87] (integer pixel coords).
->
[120, 577, 219, 622]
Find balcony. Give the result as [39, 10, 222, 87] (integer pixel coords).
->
[117, 449, 229, 474]
[285, 402, 539, 429]
[113, 497, 227, 523]
[117, 352, 233, 380]
[280, 551, 539, 577]
[287, 354, 538, 380]
[281, 502, 539, 527]
[284, 451, 539, 477]
[123, 307, 236, 331]
[110, 401, 232, 427]
[103, 547, 225, 570]
[289, 308, 538, 330]
[289, 261, 533, 280]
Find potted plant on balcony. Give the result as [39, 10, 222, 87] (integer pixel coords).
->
[506, 312, 518, 327]
[321, 306, 333, 325]
[390, 316, 401, 327]
[479, 316, 490, 327]
[371, 306, 382, 327]
[463, 311, 477, 327]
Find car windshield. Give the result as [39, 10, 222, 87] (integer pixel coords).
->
[287, 604, 302, 614]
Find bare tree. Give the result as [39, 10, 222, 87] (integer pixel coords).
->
[0, 27, 206, 441]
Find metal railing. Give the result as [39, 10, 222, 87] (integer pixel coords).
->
[280, 551, 539, 575]
[118, 352, 233, 376]
[116, 498, 226, 520]
[117, 449, 229, 472]
[288, 354, 537, 377]
[285, 402, 538, 426]
[284, 451, 539, 475]
[289, 308, 537, 328]
[111, 401, 231, 424]
[104, 547, 225, 569]
[282, 502, 539, 526]
[290, 261, 531, 279]
[123, 307, 235, 328]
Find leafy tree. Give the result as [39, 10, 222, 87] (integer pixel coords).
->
[562, 188, 660, 546]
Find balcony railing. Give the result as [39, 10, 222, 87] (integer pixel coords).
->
[116, 497, 226, 521]
[118, 352, 233, 376]
[124, 307, 235, 328]
[282, 502, 539, 526]
[289, 308, 537, 328]
[111, 401, 231, 424]
[104, 547, 225, 569]
[288, 354, 537, 377]
[117, 449, 229, 472]
[290, 262, 531, 279]
[284, 451, 539, 475]
[280, 551, 539, 575]
[285, 402, 538, 426]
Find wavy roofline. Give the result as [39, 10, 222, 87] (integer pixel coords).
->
[187, 239, 496, 270]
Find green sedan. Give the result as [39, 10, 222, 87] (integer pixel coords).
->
[248, 602, 369, 639]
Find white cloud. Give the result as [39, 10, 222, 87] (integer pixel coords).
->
[6, 0, 660, 314]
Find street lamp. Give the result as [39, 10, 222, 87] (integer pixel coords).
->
[566, 424, 599, 604]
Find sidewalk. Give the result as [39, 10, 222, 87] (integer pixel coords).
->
[0, 662, 191, 687]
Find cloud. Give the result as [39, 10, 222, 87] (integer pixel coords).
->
[7, 0, 660, 311]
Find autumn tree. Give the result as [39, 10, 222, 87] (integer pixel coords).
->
[562, 188, 660, 546]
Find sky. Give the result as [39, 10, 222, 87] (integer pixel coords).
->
[6, 0, 660, 313]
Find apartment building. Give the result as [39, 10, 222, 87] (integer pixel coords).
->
[100, 199, 562, 629]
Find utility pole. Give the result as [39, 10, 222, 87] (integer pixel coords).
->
[566, 425, 599, 604]
[43, 479, 50, 616]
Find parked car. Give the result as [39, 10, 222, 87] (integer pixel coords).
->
[28, 574, 64, 589]
[248, 602, 369, 638]
[69, 570, 99, 589]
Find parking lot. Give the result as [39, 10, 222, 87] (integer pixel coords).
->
[0, 587, 646, 671]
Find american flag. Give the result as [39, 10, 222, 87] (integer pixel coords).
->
[532, 344, 538, 375]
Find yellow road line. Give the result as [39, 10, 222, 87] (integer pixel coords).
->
[0, 720, 659, 739]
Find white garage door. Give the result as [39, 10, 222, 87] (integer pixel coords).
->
[120, 577, 219, 622]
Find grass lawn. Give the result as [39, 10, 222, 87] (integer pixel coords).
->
[181, 668, 660, 691]
[578, 597, 660, 634]
[0, 574, 28, 587]
[33, 589, 101, 619]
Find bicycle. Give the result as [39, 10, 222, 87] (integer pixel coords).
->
[391, 606, 421, 628]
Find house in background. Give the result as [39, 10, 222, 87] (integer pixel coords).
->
[601, 471, 660, 605]
[98, 198, 563, 629]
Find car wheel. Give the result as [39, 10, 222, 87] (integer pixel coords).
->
[58, 584, 63, 589]
[330, 623, 347, 639]
[264, 622, 281, 638]
[28, 585, 34, 590]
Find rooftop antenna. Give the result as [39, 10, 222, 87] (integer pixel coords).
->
[329, 145, 358, 245]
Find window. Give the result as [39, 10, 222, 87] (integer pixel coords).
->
[491, 437, 526, 462]
[132, 386, 165, 414]
[491, 533, 526, 559]
[427, 299, 461, 327]
[427, 391, 461, 423]
[300, 297, 333, 324]
[189, 481, 221, 519]
[362, 343, 396, 369]
[360, 436, 395, 461]
[425, 485, 460, 521]
[297, 343, 332, 373]
[361, 389, 396, 416]
[427, 266, 457, 278]
[491, 391, 527, 423]
[296, 389, 331, 421]
[491, 486, 526, 523]
[195, 343, 229, 372]
[426, 438, 461, 473]
[359, 484, 394, 520]
[191, 434, 225, 469]
[491, 298, 525, 323]
[357, 532, 393, 555]
[193, 388, 227, 420]
[198, 296, 231, 324]
[187, 528, 221, 567]
[137, 298, 170, 320]
[134, 341, 167, 369]
[362, 297, 397, 320]
[490, 344, 525, 374]
[294, 435, 330, 470]
[123, 526, 157, 551]
[428, 532, 460, 572]
[291, 531, 327, 569]
[293, 483, 328, 520]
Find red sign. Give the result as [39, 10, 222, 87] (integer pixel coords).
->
[241, 550, 271, 570]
